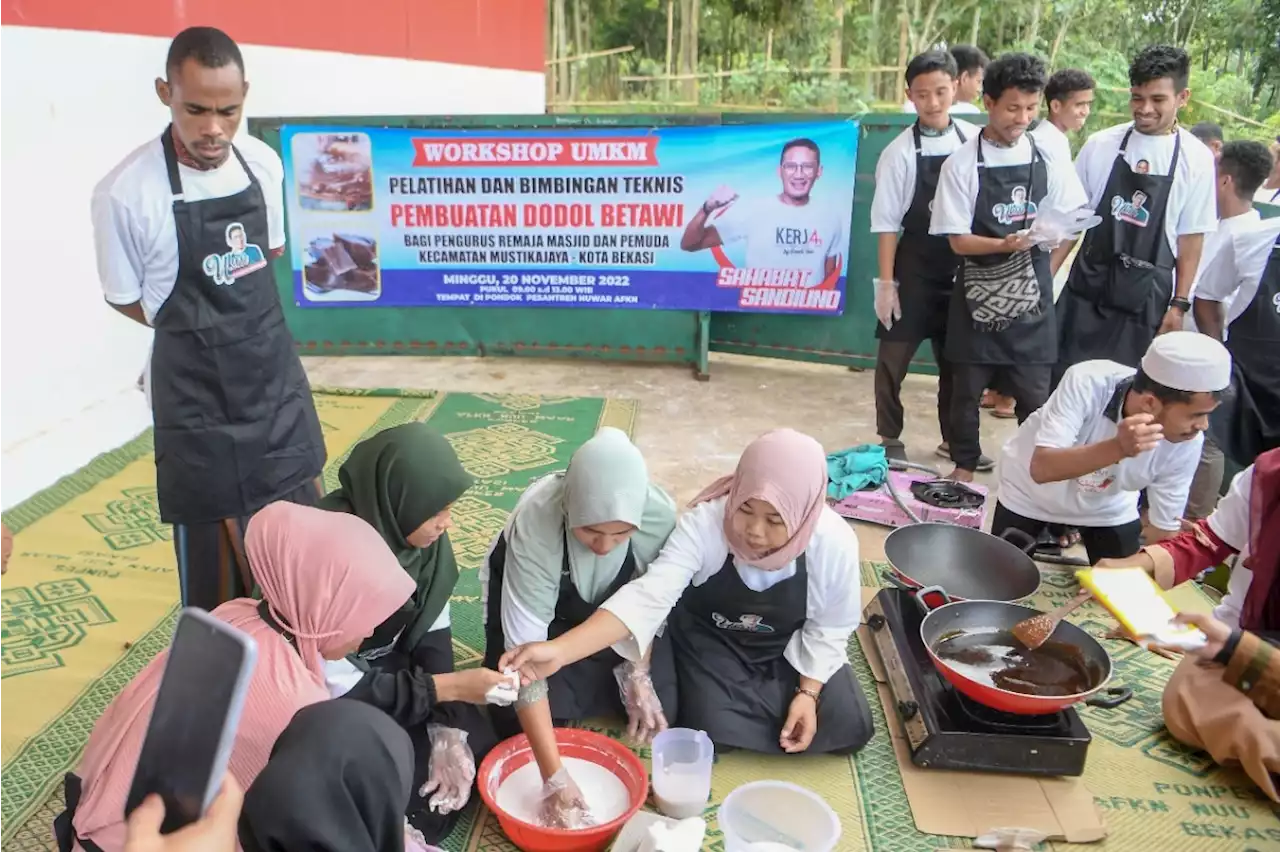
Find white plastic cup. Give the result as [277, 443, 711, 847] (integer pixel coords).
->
[650, 728, 714, 819]
[717, 780, 841, 852]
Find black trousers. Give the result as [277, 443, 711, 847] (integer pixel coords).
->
[991, 502, 1142, 564]
[875, 338, 953, 444]
[172, 479, 321, 610]
[949, 364, 1051, 472]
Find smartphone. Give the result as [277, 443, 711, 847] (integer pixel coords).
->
[124, 607, 258, 833]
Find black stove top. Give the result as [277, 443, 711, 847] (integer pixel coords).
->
[865, 587, 1091, 777]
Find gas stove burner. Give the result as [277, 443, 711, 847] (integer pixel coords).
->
[865, 587, 1091, 777]
[951, 692, 1067, 734]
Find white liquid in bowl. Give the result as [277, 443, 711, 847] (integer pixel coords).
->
[494, 756, 631, 826]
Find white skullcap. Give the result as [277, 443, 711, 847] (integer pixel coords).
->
[1140, 331, 1232, 393]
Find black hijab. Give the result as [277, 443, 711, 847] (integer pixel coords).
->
[240, 700, 413, 852]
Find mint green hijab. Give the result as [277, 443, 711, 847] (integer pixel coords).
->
[318, 422, 474, 652]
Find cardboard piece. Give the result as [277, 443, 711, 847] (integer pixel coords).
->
[857, 592, 1108, 844]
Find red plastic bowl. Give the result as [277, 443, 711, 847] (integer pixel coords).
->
[477, 729, 648, 852]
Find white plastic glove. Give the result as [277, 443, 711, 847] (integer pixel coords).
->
[419, 725, 475, 815]
[614, 661, 668, 744]
[1026, 205, 1102, 249]
[537, 766, 596, 829]
[874, 278, 902, 330]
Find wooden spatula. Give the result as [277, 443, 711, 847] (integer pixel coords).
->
[1011, 593, 1091, 650]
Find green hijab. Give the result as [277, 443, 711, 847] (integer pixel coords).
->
[318, 422, 474, 652]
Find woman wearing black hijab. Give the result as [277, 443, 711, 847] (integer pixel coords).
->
[239, 700, 437, 852]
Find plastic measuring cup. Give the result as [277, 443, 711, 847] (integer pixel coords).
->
[650, 728, 713, 819]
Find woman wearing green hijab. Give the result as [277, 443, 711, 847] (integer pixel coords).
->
[480, 427, 678, 828]
[320, 422, 501, 843]
[319, 421, 473, 671]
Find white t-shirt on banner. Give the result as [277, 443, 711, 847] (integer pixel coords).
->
[1028, 119, 1074, 168]
[929, 133, 1089, 237]
[92, 132, 287, 323]
[870, 120, 980, 233]
[714, 195, 845, 289]
[1073, 123, 1217, 258]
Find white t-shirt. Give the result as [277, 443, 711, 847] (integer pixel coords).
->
[1074, 123, 1217, 258]
[1194, 215, 1280, 339]
[1184, 208, 1263, 332]
[929, 133, 1089, 237]
[1029, 119, 1074, 168]
[714, 195, 845, 289]
[1202, 465, 1255, 628]
[1254, 184, 1280, 205]
[997, 360, 1203, 531]
[870, 120, 980, 233]
[92, 132, 287, 324]
[903, 100, 982, 115]
[599, 498, 861, 683]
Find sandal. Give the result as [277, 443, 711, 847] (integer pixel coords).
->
[1057, 527, 1082, 549]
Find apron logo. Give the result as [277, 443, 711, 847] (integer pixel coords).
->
[712, 612, 775, 633]
[1271, 292, 1280, 315]
[1111, 191, 1151, 227]
[202, 222, 268, 287]
[991, 186, 1038, 226]
[1134, 159, 1151, 175]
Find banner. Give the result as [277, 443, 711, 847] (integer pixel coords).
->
[279, 121, 858, 314]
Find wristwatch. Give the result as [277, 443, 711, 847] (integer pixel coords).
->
[1169, 297, 1192, 313]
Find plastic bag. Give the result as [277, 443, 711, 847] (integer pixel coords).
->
[419, 725, 475, 815]
[1025, 206, 1102, 249]
[873, 278, 902, 329]
[538, 766, 596, 829]
[614, 661, 668, 744]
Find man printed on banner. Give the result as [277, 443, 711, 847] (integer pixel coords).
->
[1179, 141, 1271, 518]
[904, 45, 988, 115]
[870, 49, 981, 466]
[928, 52, 1090, 484]
[681, 138, 845, 291]
[1051, 45, 1218, 388]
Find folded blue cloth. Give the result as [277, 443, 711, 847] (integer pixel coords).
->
[827, 444, 889, 500]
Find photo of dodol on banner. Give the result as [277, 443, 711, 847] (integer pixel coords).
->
[279, 122, 859, 314]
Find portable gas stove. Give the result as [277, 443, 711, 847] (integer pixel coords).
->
[865, 587, 1091, 777]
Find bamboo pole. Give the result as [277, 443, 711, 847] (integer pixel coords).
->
[665, 1, 674, 100]
[544, 45, 635, 66]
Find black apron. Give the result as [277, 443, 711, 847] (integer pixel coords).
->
[1057, 127, 1180, 372]
[1210, 236, 1280, 465]
[878, 122, 967, 343]
[944, 135, 1056, 365]
[483, 531, 678, 736]
[152, 129, 325, 526]
[667, 552, 872, 755]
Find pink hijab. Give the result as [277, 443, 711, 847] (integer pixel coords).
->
[690, 429, 828, 571]
[71, 502, 414, 850]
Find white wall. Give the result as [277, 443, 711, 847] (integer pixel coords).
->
[0, 26, 545, 508]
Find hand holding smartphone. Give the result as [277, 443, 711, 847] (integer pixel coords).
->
[124, 608, 257, 834]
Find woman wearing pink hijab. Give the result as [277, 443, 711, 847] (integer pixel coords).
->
[56, 502, 417, 852]
[503, 429, 873, 758]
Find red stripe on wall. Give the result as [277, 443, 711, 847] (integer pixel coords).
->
[1, 0, 546, 74]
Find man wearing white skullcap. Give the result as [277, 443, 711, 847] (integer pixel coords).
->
[993, 331, 1231, 563]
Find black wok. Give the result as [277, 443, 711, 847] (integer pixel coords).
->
[884, 523, 1042, 606]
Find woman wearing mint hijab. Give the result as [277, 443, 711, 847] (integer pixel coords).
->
[480, 427, 678, 829]
[319, 421, 473, 672]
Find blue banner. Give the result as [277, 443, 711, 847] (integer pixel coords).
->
[280, 121, 858, 314]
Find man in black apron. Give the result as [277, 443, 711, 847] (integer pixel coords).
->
[1197, 219, 1280, 468]
[929, 53, 1089, 482]
[95, 28, 325, 610]
[482, 530, 677, 739]
[872, 50, 980, 465]
[665, 551, 871, 754]
[1052, 45, 1217, 388]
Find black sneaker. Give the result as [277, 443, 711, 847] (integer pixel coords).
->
[935, 442, 994, 472]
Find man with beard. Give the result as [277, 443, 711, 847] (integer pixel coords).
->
[92, 27, 326, 609]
